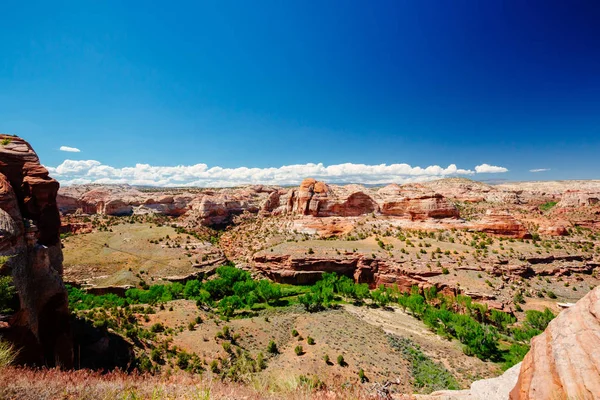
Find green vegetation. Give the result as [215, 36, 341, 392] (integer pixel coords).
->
[267, 340, 278, 354]
[0, 276, 16, 314]
[0, 340, 17, 367]
[68, 264, 290, 318]
[539, 201, 558, 212]
[66, 264, 555, 370]
[1, 138, 12, 146]
[358, 368, 367, 383]
[387, 335, 459, 393]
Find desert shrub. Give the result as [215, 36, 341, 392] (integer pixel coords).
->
[256, 352, 266, 370]
[307, 336, 315, 345]
[337, 355, 345, 366]
[294, 345, 304, 356]
[358, 368, 367, 383]
[209, 359, 219, 373]
[267, 340, 278, 354]
[291, 329, 299, 337]
[388, 335, 459, 393]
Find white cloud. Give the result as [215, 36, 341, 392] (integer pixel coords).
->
[47, 159, 509, 187]
[475, 164, 509, 174]
[60, 146, 81, 153]
[529, 168, 550, 173]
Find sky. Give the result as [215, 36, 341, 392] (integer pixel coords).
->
[1, 1, 599, 187]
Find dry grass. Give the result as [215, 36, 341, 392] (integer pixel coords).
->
[0, 367, 382, 400]
[0, 340, 17, 368]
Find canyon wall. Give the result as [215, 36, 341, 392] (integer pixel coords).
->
[0, 134, 73, 367]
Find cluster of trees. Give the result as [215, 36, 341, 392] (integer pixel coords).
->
[298, 273, 372, 311]
[68, 265, 292, 318]
[67, 265, 556, 368]
[394, 286, 554, 366]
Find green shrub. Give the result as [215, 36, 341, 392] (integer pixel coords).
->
[307, 336, 315, 345]
[267, 340, 278, 354]
[291, 329, 299, 337]
[210, 359, 219, 373]
[0, 276, 16, 313]
[337, 354, 345, 366]
[294, 345, 304, 356]
[358, 368, 367, 383]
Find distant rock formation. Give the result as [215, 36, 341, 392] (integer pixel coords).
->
[556, 190, 600, 208]
[376, 183, 460, 220]
[0, 134, 73, 367]
[470, 210, 531, 239]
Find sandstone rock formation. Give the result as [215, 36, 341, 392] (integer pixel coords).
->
[470, 210, 531, 239]
[0, 134, 73, 367]
[376, 183, 459, 220]
[509, 286, 600, 399]
[284, 179, 378, 217]
[556, 190, 600, 208]
[253, 252, 452, 294]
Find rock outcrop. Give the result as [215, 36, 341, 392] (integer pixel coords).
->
[285, 179, 378, 217]
[556, 190, 600, 208]
[0, 134, 73, 367]
[470, 210, 531, 239]
[253, 252, 450, 293]
[376, 183, 460, 220]
[509, 286, 600, 399]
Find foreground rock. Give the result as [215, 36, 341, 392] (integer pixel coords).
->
[0, 134, 73, 367]
[414, 286, 600, 400]
[510, 286, 600, 399]
[410, 363, 522, 400]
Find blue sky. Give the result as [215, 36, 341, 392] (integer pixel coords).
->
[1, 1, 599, 186]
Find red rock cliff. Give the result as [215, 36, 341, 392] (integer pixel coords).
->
[0, 134, 73, 367]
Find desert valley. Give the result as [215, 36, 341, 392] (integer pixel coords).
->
[1, 135, 599, 399]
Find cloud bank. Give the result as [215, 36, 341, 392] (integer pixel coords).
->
[46, 160, 508, 187]
[59, 146, 81, 153]
[475, 163, 509, 173]
[530, 168, 550, 173]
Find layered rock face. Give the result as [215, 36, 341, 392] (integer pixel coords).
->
[285, 179, 378, 217]
[470, 210, 531, 239]
[253, 252, 453, 294]
[376, 183, 459, 220]
[556, 190, 600, 208]
[0, 135, 73, 367]
[510, 286, 600, 399]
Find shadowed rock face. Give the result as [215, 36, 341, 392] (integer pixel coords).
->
[0, 134, 73, 368]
